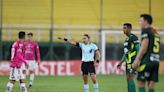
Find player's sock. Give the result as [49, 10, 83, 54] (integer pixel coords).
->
[6, 82, 14, 92]
[20, 83, 27, 92]
[84, 84, 89, 92]
[139, 87, 145, 92]
[93, 83, 99, 92]
[29, 73, 34, 85]
[149, 89, 155, 92]
[128, 80, 136, 92]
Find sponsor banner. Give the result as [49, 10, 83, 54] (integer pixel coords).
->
[0, 61, 164, 76]
[0, 62, 10, 75]
[0, 60, 125, 76]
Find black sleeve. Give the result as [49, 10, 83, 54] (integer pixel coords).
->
[141, 29, 149, 40]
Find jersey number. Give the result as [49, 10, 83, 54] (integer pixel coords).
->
[153, 36, 160, 53]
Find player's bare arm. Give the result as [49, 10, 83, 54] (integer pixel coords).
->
[36, 43, 41, 65]
[132, 38, 149, 69]
[117, 54, 126, 69]
[11, 47, 15, 61]
[94, 50, 100, 67]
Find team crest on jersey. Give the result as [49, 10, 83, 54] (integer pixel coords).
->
[89, 49, 93, 53]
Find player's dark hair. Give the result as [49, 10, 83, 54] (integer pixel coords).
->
[27, 32, 33, 36]
[83, 34, 90, 39]
[18, 31, 25, 39]
[140, 14, 153, 25]
[123, 23, 132, 29]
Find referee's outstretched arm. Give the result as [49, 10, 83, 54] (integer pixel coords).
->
[58, 37, 78, 45]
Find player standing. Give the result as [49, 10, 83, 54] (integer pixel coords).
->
[6, 31, 28, 92]
[58, 34, 100, 92]
[132, 14, 160, 92]
[117, 23, 140, 92]
[22, 32, 40, 88]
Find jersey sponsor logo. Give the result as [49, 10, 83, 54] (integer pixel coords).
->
[124, 42, 128, 46]
[150, 53, 160, 62]
[27, 44, 31, 48]
[17, 43, 24, 53]
[19, 44, 23, 47]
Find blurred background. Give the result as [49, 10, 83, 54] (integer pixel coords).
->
[0, 0, 164, 75]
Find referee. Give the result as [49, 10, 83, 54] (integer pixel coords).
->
[58, 34, 100, 92]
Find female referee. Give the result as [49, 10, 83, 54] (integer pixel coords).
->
[58, 34, 100, 92]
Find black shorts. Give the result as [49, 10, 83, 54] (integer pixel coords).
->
[81, 62, 96, 75]
[137, 61, 159, 82]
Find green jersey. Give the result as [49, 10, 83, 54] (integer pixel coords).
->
[141, 27, 160, 63]
[122, 33, 140, 69]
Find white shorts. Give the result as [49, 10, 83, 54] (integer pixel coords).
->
[9, 67, 24, 81]
[21, 60, 36, 70]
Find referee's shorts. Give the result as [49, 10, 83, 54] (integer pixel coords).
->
[81, 61, 96, 75]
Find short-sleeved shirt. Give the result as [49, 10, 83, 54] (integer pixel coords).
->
[77, 43, 98, 62]
[10, 40, 25, 68]
[123, 33, 140, 64]
[141, 27, 160, 63]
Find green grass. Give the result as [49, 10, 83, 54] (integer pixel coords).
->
[0, 75, 164, 92]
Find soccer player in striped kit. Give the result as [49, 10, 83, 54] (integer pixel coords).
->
[58, 34, 100, 92]
[22, 32, 40, 88]
[6, 31, 28, 92]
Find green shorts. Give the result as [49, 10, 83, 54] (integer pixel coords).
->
[137, 61, 159, 82]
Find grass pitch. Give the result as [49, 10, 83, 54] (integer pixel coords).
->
[0, 75, 164, 92]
